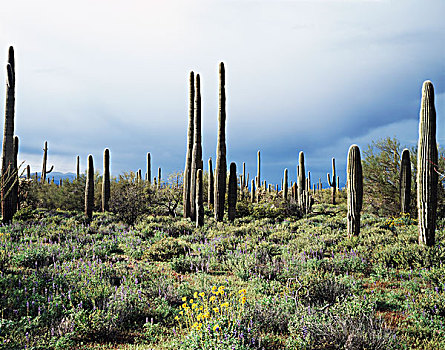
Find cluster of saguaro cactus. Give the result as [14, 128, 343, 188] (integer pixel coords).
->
[417, 81, 438, 246]
[228, 162, 237, 221]
[85, 155, 94, 221]
[41, 141, 54, 183]
[214, 62, 227, 222]
[347, 145, 363, 236]
[327, 157, 337, 205]
[399, 149, 411, 214]
[183, 71, 195, 218]
[1, 46, 17, 223]
[102, 149, 110, 212]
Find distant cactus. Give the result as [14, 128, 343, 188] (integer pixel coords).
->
[41, 141, 54, 183]
[76, 156, 80, 179]
[228, 162, 237, 222]
[26, 164, 30, 179]
[283, 168, 288, 200]
[85, 154, 94, 221]
[347, 145, 363, 236]
[251, 179, 255, 203]
[400, 149, 411, 214]
[157, 167, 162, 188]
[297, 152, 306, 207]
[257, 151, 261, 189]
[196, 169, 204, 227]
[146, 152, 151, 184]
[327, 158, 337, 205]
[190, 73, 202, 220]
[208, 158, 214, 208]
[183, 71, 195, 218]
[102, 148, 110, 212]
[417, 81, 438, 246]
[1, 46, 15, 223]
[214, 62, 227, 221]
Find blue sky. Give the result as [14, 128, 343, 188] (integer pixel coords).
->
[0, 0, 444, 186]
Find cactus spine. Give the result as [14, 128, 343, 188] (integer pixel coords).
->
[327, 158, 337, 205]
[417, 81, 438, 246]
[1, 47, 15, 223]
[102, 148, 110, 212]
[146, 152, 151, 184]
[190, 73, 202, 220]
[400, 149, 411, 215]
[283, 168, 288, 200]
[41, 141, 54, 183]
[214, 62, 227, 221]
[183, 71, 195, 218]
[208, 158, 214, 208]
[196, 169, 204, 227]
[297, 152, 306, 207]
[228, 162, 237, 222]
[85, 154, 94, 221]
[347, 145, 363, 236]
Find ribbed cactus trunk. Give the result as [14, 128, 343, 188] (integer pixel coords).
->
[102, 148, 110, 212]
[146, 152, 151, 184]
[214, 62, 227, 221]
[297, 151, 305, 207]
[190, 73, 202, 220]
[208, 158, 214, 208]
[183, 71, 194, 218]
[347, 145, 363, 236]
[283, 168, 288, 200]
[76, 156, 80, 179]
[196, 169, 204, 227]
[327, 158, 337, 205]
[417, 81, 438, 246]
[85, 155, 94, 222]
[12, 136, 18, 212]
[1, 47, 15, 223]
[228, 162, 237, 222]
[257, 151, 260, 189]
[400, 148, 411, 215]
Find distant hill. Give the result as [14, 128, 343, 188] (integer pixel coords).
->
[22, 172, 77, 182]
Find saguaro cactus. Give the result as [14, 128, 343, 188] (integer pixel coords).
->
[146, 152, 151, 184]
[41, 141, 54, 183]
[26, 164, 30, 179]
[347, 145, 363, 236]
[417, 81, 438, 246]
[76, 156, 80, 179]
[327, 158, 337, 205]
[228, 162, 237, 222]
[190, 73, 202, 220]
[85, 154, 94, 221]
[257, 151, 261, 189]
[1, 46, 15, 223]
[102, 148, 110, 212]
[196, 169, 204, 227]
[208, 158, 214, 208]
[283, 168, 288, 200]
[214, 62, 227, 221]
[251, 179, 255, 203]
[297, 151, 306, 207]
[400, 149, 411, 215]
[12, 136, 18, 212]
[183, 71, 195, 218]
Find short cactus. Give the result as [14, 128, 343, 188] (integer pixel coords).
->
[228, 162, 237, 222]
[283, 168, 288, 200]
[85, 154, 94, 221]
[327, 157, 337, 205]
[417, 81, 438, 246]
[399, 149, 411, 215]
[347, 145, 363, 236]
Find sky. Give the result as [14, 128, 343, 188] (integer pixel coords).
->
[0, 0, 444, 186]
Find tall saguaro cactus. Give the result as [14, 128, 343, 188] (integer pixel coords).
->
[196, 169, 204, 227]
[214, 62, 227, 221]
[257, 151, 261, 189]
[417, 81, 438, 246]
[190, 73, 202, 220]
[102, 148, 110, 212]
[297, 151, 306, 207]
[41, 141, 54, 183]
[347, 145, 363, 236]
[228, 162, 237, 222]
[85, 154, 94, 222]
[283, 168, 288, 200]
[146, 152, 151, 184]
[183, 71, 195, 218]
[1, 46, 16, 223]
[12, 136, 18, 212]
[76, 156, 80, 179]
[251, 179, 255, 203]
[400, 149, 411, 215]
[327, 157, 337, 205]
[208, 158, 214, 208]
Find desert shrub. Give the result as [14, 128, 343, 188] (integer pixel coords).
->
[145, 237, 190, 261]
